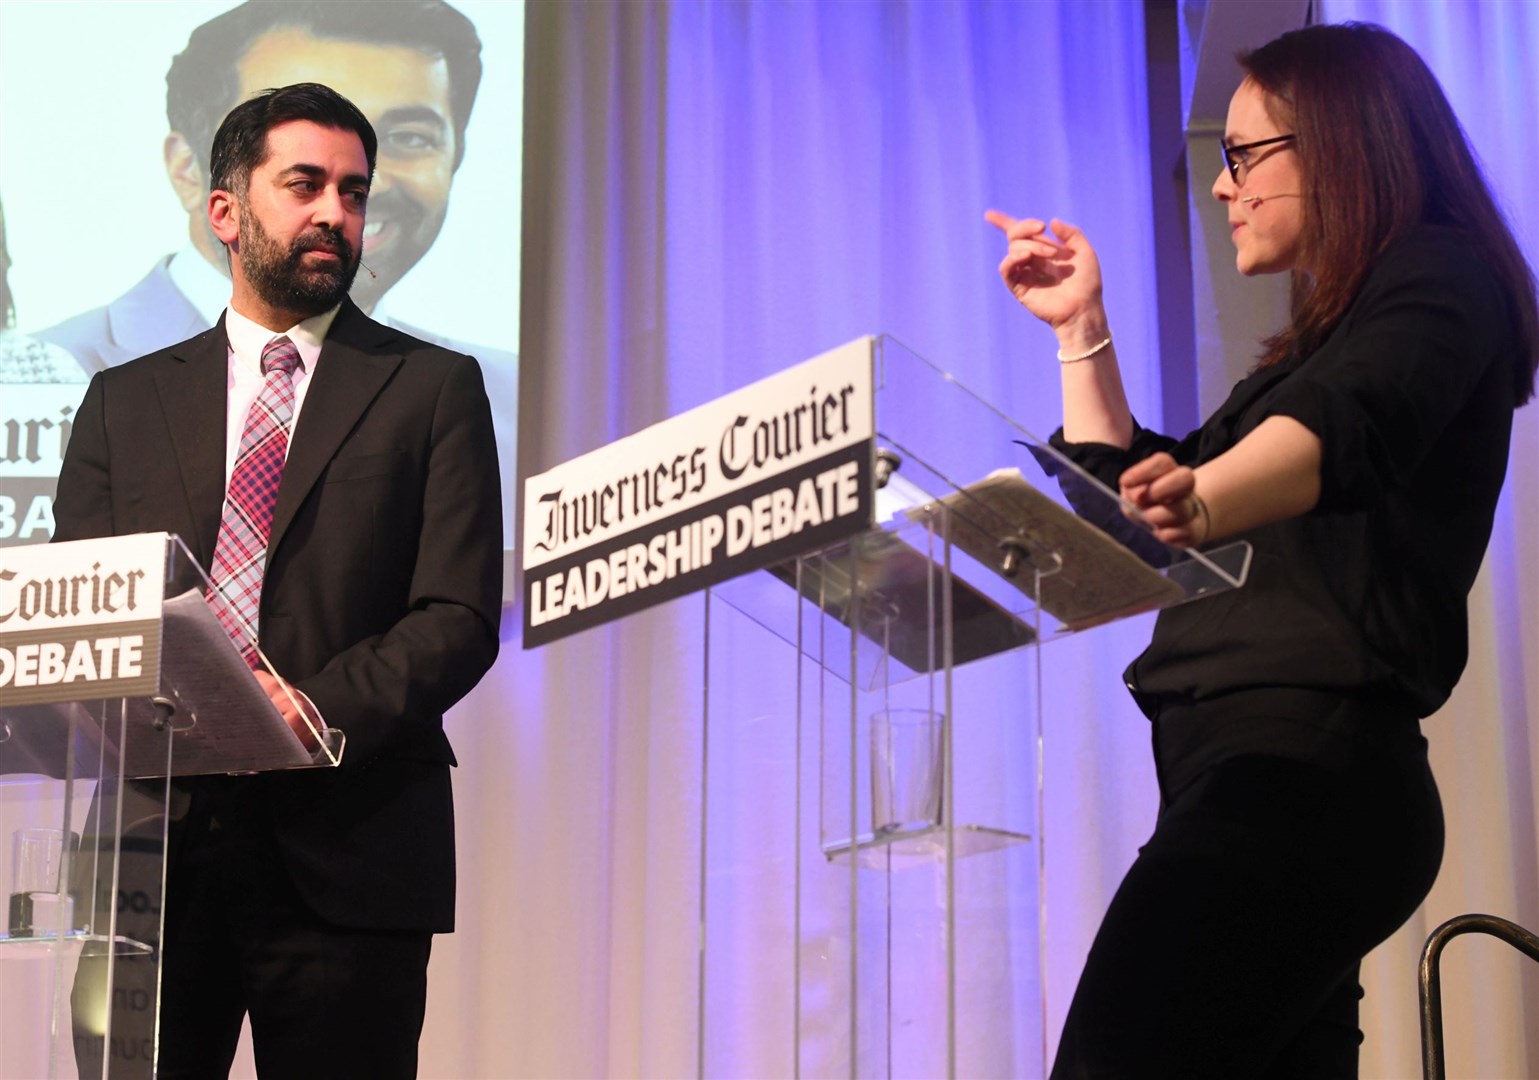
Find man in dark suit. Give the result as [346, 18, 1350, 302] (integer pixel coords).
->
[52, 82, 501, 1077]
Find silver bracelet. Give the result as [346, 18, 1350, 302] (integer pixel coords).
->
[1057, 334, 1113, 363]
[1190, 493, 1211, 545]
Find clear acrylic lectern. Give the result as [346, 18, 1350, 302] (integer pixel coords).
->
[0, 532, 344, 1079]
[697, 337, 1250, 1077]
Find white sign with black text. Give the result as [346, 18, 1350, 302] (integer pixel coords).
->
[0, 533, 167, 705]
[522, 337, 876, 646]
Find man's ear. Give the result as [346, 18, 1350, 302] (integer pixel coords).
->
[208, 188, 240, 249]
[164, 132, 207, 215]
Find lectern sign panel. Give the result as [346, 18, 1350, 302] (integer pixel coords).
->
[0, 533, 167, 705]
[523, 337, 875, 646]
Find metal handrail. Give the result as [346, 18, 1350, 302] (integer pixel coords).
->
[1419, 912, 1539, 1080]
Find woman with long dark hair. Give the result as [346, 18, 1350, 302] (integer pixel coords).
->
[987, 22, 1537, 1077]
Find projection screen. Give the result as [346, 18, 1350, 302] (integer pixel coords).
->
[0, 0, 523, 559]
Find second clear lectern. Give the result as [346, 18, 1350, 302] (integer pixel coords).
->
[0, 533, 344, 1079]
[698, 337, 1249, 1077]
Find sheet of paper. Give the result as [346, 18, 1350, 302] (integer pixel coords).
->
[0, 591, 318, 779]
[116, 589, 316, 777]
[907, 468, 1185, 630]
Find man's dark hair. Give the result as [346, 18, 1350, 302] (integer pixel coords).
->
[167, 0, 482, 172]
[209, 82, 378, 197]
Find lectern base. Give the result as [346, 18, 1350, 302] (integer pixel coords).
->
[0, 933, 156, 958]
[823, 823, 1033, 869]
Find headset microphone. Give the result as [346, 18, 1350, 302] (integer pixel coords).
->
[1240, 193, 1298, 205]
[360, 260, 378, 279]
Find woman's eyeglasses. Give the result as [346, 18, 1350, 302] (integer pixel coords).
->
[1222, 134, 1296, 185]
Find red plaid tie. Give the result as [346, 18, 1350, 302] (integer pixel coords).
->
[207, 335, 302, 666]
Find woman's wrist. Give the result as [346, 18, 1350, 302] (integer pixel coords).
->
[1058, 335, 1113, 363]
[1053, 308, 1111, 356]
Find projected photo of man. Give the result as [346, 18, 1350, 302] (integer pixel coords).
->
[37, 0, 518, 536]
[1, 193, 87, 549]
[0, 194, 84, 384]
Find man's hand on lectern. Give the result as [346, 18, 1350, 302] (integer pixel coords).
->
[255, 669, 323, 753]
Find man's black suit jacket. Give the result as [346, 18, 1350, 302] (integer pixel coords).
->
[52, 299, 502, 933]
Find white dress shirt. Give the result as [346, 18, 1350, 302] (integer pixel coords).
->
[221, 303, 341, 483]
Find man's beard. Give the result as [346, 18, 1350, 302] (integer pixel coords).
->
[237, 203, 360, 319]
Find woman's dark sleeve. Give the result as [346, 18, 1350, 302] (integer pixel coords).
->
[1045, 422, 1181, 491]
[1252, 232, 1510, 513]
[1028, 422, 1185, 565]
